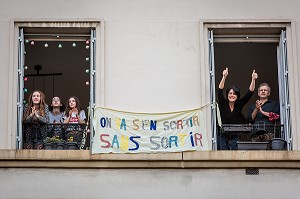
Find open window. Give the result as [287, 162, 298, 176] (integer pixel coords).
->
[17, 24, 97, 149]
[208, 25, 292, 150]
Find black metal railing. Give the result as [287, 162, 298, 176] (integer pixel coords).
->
[22, 122, 88, 150]
[218, 122, 286, 150]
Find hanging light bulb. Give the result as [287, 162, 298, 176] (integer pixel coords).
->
[85, 57, 90, 61]
[58, 44, 62, 48]
[25, 40, 29, 43]
[24, 51, 26, 55]
[72, 43, 76, 47]
[30, 40, 34, 45]
[23, 100, 27, 104]
[24, 66, 28, 70]
[85, 81, 90, 86]
[44, 43, 49, 47]
[86, 45, 90, 49]
[86, 40, 90, 45]
[24, 77, 28, 81]
[85, 69, 90, 73]
[23, 88, 28, 93]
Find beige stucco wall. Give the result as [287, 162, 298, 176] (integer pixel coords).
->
[0, 150, 300, 199]
[1, 168, 300, 199]
[0, 0, 300, 150]
[1, 2, 300, 198]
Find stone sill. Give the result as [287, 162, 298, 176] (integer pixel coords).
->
[0, 150, 300, 169]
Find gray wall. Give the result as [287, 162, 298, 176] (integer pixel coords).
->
[0, 168, 299, 199]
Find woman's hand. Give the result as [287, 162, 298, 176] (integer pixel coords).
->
[252, 69, 258, 80]
[68, 110, 73, 118]
[222, 67, 228, 78]
[30, 107, 36, 117]
[219, 67, 228, 89]
[249, 69, 257, 91]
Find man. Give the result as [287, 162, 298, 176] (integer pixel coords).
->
[248, 83, 280, 141]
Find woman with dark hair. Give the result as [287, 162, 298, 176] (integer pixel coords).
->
[63, 96, 86, 149]
[23, 90, 49, 123]
[218, 67, 258, 150]
[49, 96, 65, 123]
[63, 96, 86, 124]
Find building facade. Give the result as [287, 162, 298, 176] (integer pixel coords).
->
[0, 0, 300, 198]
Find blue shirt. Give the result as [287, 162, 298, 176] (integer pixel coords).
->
[248, 100, 280, 124]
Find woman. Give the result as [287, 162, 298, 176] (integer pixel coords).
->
[63, 96, 86, 148]
[64, 96, 86, 124]
[49, 96, 65, 123]
[23, 90, 49, 149]
[23, 90, 49, 123]
[218, 67, 258, 150]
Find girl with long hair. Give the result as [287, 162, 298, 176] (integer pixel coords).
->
[23, 90, 49, 123]
[63, 96, 86, 124]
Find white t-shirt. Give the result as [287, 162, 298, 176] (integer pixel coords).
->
[64, 110, 86, 123]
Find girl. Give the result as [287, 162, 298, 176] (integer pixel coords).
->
[64, 96, 86, 124]
[23, 90, 49, 149]
[49, 96, 65, 123]
[23, 90, 49, 123]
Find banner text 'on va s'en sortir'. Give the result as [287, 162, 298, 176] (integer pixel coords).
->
[92, 107, 209, 154]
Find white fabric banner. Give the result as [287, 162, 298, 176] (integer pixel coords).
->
[92, 107, 209, 154]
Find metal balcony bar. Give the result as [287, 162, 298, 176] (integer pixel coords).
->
[22, 123, 88, 150]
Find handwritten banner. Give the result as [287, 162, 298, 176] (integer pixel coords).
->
[92, 107, 209, 154]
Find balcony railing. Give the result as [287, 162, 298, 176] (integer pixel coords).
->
[218, 122, 286, 150]
[22, 122, 286, 151]
[22, 122, 88, 150]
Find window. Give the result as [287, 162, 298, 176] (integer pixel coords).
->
[206, 23, 292, 150]
[16, 22, 99, 149]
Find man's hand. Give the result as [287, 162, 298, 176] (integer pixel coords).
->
[255, 100, 263, 110]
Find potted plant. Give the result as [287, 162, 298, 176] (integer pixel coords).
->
[66, 136, 78, 150]
[269, 112, 287, 150]
[43, 136, 65, 150]
[43, 137, 53, 150]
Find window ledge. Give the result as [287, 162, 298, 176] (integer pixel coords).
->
[0, 150, 299, 169]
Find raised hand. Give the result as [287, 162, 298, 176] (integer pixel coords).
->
[69, 110, 73, 117]
[252, 69, 258, 80]
[223, 67, 228, 78]
[219, 67, 228, 89]
[30, 107, 36, 117]
[249, 69, 258, 91]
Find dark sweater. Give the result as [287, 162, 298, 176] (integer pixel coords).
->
[218, 88, 254, 124]
[248, 100, 280, 124]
